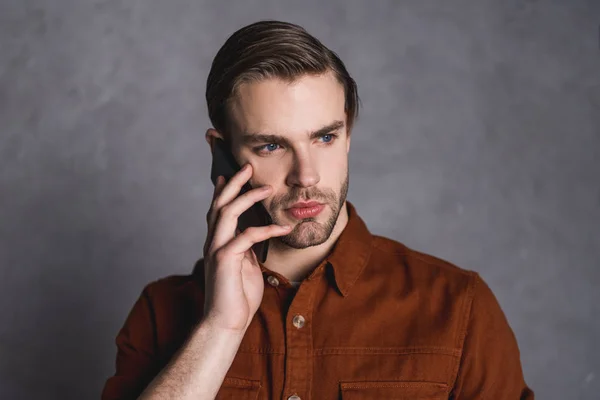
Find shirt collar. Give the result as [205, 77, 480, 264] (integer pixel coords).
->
[324, 200, 373, 297]
[260, 200, 373, 297]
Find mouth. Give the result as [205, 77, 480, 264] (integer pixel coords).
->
[286, 201, 323, 209]
[285, 203, 326, 219]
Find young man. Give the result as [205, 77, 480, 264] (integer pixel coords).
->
[102, 20, 534, 400]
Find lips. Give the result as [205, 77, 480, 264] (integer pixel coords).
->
[285, 203, 325, 219]
[287, 201, 322, 209]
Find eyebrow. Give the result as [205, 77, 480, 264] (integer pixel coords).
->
[241, 120, 345, 147]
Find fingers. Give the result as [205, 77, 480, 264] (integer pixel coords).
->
[210, 183, 276, 254]
[207, 165, 252, 232]
[217, 224, 291, 262]
[205, 163, 289, 258]
[204, 175, 227, 256]
[215, 163, 253, 209]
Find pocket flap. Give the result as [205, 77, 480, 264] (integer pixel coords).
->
[215, 376, 261, 400]
[340, 380, 448, 399]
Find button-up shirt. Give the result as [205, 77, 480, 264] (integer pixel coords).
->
[102, 200, 534, 399]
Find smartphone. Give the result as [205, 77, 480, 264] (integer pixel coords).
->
[210, 138, 273, 263]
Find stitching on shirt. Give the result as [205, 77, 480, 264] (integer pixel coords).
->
[340, 381, 449, 390]
[237, 347, 285, 354]
[306, 270, 318, 397]
[234, 346, 461, 356]
[313, 346, 461, 356]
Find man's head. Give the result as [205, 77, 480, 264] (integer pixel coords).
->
[205, 20, 359, 250]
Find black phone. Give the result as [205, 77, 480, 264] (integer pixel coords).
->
[210, 138, 273, 263]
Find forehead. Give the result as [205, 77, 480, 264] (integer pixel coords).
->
[229, 71, 346, 137]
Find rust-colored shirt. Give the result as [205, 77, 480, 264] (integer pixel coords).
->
[102, 200, 534, 399]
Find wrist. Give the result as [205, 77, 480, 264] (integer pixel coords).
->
[199, 316, 248, 339]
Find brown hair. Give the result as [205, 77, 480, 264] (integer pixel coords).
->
[205, 20, 360, 144]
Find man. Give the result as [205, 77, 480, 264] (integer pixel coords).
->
[102, 20, 534, 399]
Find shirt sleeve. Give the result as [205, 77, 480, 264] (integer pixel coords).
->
[452, 273, 535, 399]
[101, 284, 162, 400]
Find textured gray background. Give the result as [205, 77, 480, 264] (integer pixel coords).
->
[1, 0, 598, 399]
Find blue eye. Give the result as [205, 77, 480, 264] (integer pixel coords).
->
[254, 134, 338, 155]
[321, 134, 334, 143]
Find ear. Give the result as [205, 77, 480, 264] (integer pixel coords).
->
[205, 128, 224, 154]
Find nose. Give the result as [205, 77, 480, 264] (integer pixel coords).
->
[285, 152, 320, 188]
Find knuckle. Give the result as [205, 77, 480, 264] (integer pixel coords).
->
[220, 203, 237, 218]
[219, 204, 230, 215]
[214, 248, 227, 263]
[245, 226, 261, 238]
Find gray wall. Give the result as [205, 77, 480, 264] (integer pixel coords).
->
[1, 1, 598, 399]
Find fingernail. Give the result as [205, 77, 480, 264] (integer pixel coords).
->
[243, 163, 251, 171]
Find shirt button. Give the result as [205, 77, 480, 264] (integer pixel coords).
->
[267, 276, 279, 287]
[292, 315, 305, 329]
[288, 395, 301, 400]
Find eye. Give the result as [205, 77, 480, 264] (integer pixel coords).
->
[253, 134, 339, 155]
[321, 134, 336, 143]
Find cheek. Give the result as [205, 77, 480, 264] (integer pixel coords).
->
[324, 163, 347, 194]
[325, 151, 348, 176]
[247, 161, 281, 187]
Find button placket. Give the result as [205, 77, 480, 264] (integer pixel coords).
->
[283, 278, 315, 400]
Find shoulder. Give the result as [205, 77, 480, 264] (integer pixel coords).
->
[369, 235, 484, 305]
[140, 259, 206, 309]
[371, 235, 507, 321]
[372, 234, 478, 280]
[144, 274, 199, 294]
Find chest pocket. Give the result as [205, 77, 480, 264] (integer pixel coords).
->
[340, 381, 449, 399]
[215, 376, 261, 400]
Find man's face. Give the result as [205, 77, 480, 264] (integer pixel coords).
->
[228, 71, 351, 250]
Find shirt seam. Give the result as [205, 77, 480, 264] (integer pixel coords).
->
[237, 347, 285, 354]
[313, 346, 460, 356]
[235, 347, 462, 356]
